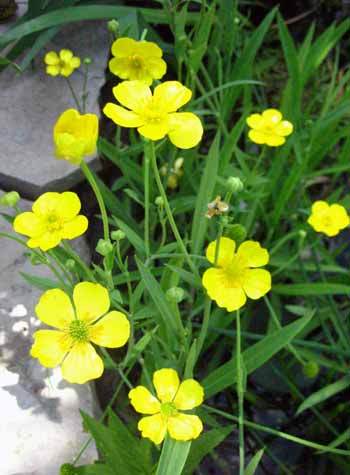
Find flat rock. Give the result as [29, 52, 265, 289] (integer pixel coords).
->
[0, 196, 98, 475]
[0, 14, 108, 199]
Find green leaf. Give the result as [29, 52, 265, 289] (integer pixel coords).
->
[273, 283, 350, 296]
[296, 375, 350, 415]
[75, 463, 114, 475]
[156, 437, 191, 475]
[114, 217, 146, 257]
[191, 133, 220, 256]
[20, 272, 61, 291]
[183, 426, 233, 475]
[203, 312, 313, 398]
[244, 449, 264, 475]
[0, 56, 21, 71]
[188, 3, 215, 73]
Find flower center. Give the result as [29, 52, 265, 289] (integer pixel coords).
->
[130, 55, 143, 70]
[160, 402, 178, 418]
[45, 213, 63, 232]
[222, 256, 248, 287]
[69, 319, 89, 342]
[321, 214, 333, 228]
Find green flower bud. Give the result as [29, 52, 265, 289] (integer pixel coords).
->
[166, 286, 185, 303]
[60, 464, 76, 475]
[225, 223, 247, 243]
[96, 238, 114, 256]
[303, 361, 319, 379]
[155, 196, 164, 207]
[107, 19, 119, 36]
[83, 57, 92, 65]
[65, 258, 76, 270]
[0, 191, 20, 207]
[298, 230, 307, 239]
[226, 177, 244, 194]
[111, 230, 126, 241]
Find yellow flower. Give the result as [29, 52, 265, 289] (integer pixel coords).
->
[44, 49, 81, 77]
[13, 192, 88, 251]
[53, 109, 99, 165]
[129, 368, 204, 444]
[307, 201, 350, 237]
[246, 108, 293, 147]
[109, 37, 167, 85]
[30, 282, 130, 384]
[202, 237, 271, 312]
[103, 80, 203, 149]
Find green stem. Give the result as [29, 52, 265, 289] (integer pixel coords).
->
[236, 309, 245, 475]
[61, 241, 95, 282]
[80, 161, 109, 241]
[149, 141, 198, 278]
[81, 62, 89, 113]
[65, 76, 82, 112]
[143, 142, 151, 258]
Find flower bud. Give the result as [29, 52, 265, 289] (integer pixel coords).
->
[60, 464, 76, 475]
[155, 196, 164, 207]
[0, 191, 20, 207]
[83, 57, 92, 65]
[303, 361, 319, 379]
[111, 230, 126, 241]
[107, 19, 119, 36]
[96, 238, 114, 256]
[166, 286, 185, 303]
[298, 230, 306, 239]
[65, 259, 76, 270]
[225, 223, 247, 243]
[226, 177, 244, 194]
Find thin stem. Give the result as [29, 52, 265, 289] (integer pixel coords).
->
[81, 62, 89, 113]
[80, 161, 109, 241]
[143, 142, 151, 258]
[65, 76, 82, 112]
[149, 141, 199, 278]
[61, 241, 95, 282]
[236, 309, 245, 475]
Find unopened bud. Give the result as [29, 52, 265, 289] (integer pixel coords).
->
[83, 57, 92, 65]
[111, 230, 126, 241]
[60, 463, 76, 475]
[96, 238, 113, 256]
[298, 230, 307, 239]
[166, 287, 185, 303]
[226, 177, 244, 194]
[225, 224, 247, 243]
[0, 191, 20, 207]
[303, 361, 319, 379]
[108, 19, 119, 36]
[155, 196, 164, 207]
[65, 259, 76, 270]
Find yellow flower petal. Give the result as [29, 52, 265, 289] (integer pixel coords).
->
[237, 241, 269, 268]
[173, 379, 204, 410]
[60, 65, 74, 77]
[242, 268, 271, 300]
[73, 282, 110, 323]
[138, 119, 169, 141]
[246, 113, 263, 129]
[109, 57, 132, 78]
[35, 288, 74, 329]
[13, 212, 45, 238]
[71, 57, 81, 68]
[111, 37, 138, 58]
[56, 191, 81, 220]
[136, 40, 163, 58]
[61, 215, 88, 239]
[168, 112, 203, 149]
[153, 368, 180, 403]
[46, 65, 60, 76]
[61, 342, 104, 384]
[206, 237, 235, 266]
[203, 268, 247, 311]
[89, 311, 130, 348]
[311, 200, 329, 214]
[262, 108, 282, 124]
[32, 192, 60, 216]
[79, 113, 99, 154]
[265, 134, 285, 147]
[146, 57, 167, 80]
[153, 81, 192, 112]
[138, 414, 167, 444]
[275, 120, 293, 136]
[31, 330, 72, 368]
[44, 51, 59, 65]
[113, 81, 152, 112]
[59, 49, 73, 62]
[167, 414, 203, 441]
[129, 386, 161, 414]
[248, 129, 267, 145]
[329, 204, 350, 230]
[103, 103, 144, 127]
[29, 230, 62, 251]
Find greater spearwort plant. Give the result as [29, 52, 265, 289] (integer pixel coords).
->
[2, 4, 350, 474]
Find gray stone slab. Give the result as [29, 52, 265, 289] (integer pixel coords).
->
[0, 18, 108, 199]
[0, 196, 98, 475]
